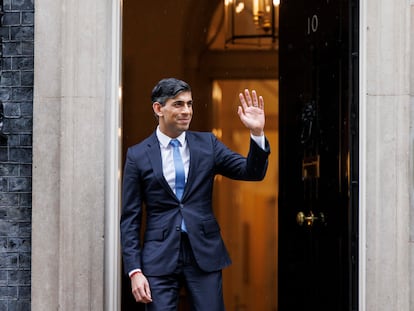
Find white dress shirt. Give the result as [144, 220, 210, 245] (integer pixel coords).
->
[156, 127, 190, 194]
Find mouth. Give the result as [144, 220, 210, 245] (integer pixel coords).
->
[177, 119, 191, 124]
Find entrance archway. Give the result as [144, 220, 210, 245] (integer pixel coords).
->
[121, 1, 279, 310]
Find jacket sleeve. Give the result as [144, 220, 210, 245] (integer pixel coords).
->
[120, 147, 143, 275]
[213, 134, 270, 181]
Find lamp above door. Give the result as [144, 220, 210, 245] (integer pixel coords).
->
[224, 0, 279, 48]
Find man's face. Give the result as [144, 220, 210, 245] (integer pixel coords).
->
[154, 91, 193, 138]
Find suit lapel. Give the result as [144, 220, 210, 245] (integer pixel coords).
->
[184, 132, 204, 200]
[146, 133, 176, 198]
[145, 131, 209, 201]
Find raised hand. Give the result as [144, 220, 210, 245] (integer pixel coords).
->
[237, 89, 265, 136]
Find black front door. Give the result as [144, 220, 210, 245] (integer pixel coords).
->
[278, 0, 359, 310]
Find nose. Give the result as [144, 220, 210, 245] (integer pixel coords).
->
[181, 104, 191, 114]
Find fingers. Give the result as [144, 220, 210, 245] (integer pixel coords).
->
[131, 275, 152, 303]
[242, 89, 255, 107]
[136, 286, 152, 303]
[250, 90, 258, 107]
[239, 89, 263, 109]
[237, 105, 243, 119]
[258, 94, 264, 109]
[144, 281, 152, 302]
[239, 92, 248, 110]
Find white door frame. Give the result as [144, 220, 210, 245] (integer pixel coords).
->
[358, 1, 367, 310]
[105, 0, 123, 310]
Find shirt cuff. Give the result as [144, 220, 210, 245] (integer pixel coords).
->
[128, 268, 142, 277]
[250, 133, 265, 150]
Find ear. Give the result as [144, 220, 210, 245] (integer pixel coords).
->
[153, 102, 163, 117]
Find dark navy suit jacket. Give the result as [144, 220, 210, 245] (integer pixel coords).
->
[120, 131, 270, 276]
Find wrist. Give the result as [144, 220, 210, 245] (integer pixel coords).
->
[251, 130, 264, 137]
[129, 269, 142, 278]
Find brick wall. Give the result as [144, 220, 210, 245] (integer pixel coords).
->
[0, 0, 34, 309]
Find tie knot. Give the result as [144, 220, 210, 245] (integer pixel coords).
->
[170, 139, 181, 148]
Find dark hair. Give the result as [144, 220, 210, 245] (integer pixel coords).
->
[151, 78, 191, 105]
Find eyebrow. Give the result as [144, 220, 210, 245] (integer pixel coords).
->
[173, 100, 193, 104]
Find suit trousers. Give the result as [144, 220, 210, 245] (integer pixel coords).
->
[146, 233, 226, 311]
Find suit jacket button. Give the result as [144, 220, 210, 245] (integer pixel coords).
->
[176, 226, 180, 231]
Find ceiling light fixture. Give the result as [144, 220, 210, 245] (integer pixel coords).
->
[224, 0, 279, 48]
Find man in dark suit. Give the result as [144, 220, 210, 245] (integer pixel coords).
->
[120, 78, 270, 311]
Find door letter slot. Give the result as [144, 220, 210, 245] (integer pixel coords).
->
[302, 155, 320, 179]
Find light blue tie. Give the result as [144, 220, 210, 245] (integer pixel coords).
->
[170, 139, 187, 232]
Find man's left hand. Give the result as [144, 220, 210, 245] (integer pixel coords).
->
[237, 89, 265, 136]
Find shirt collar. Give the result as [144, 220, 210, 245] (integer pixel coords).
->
[156, 126, 186, 148]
